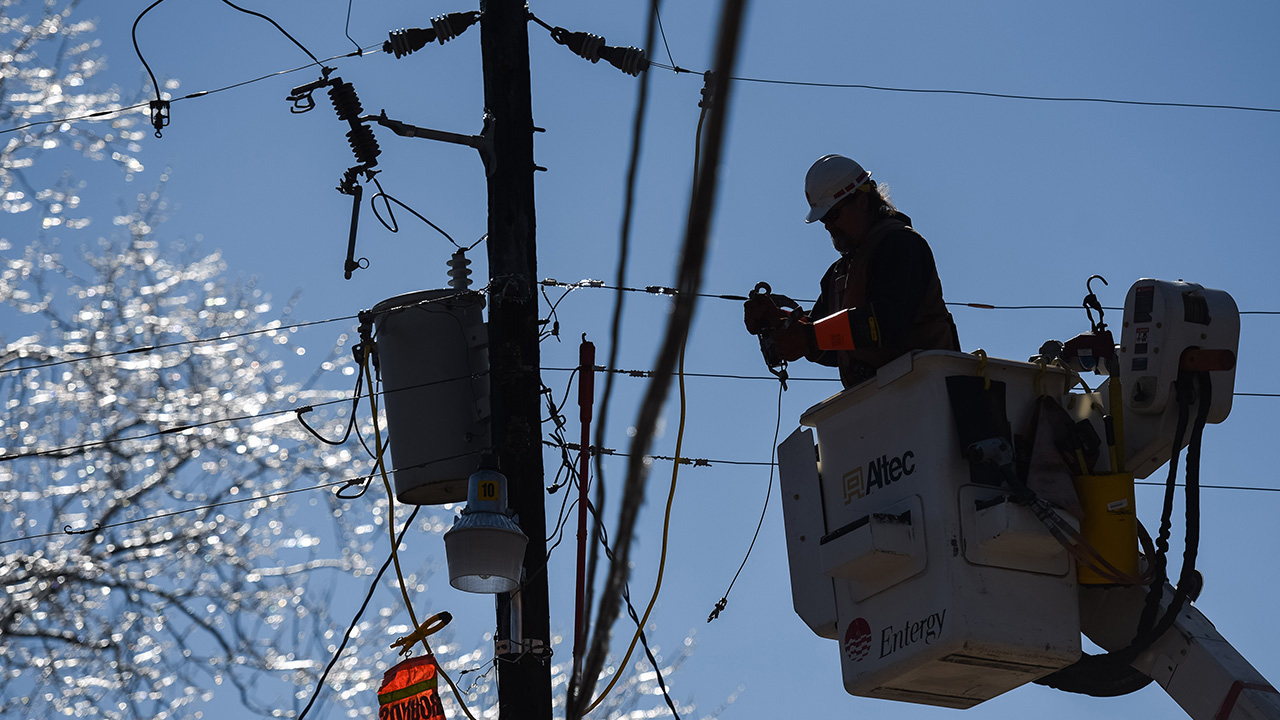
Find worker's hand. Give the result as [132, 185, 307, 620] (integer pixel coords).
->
[744, 294, 786, 335]
[773, 314, 816, 362]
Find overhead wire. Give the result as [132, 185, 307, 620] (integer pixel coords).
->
[6, 340, 1278, 465]
[575, 1, 747, 715]
[362, 346, 478, 720]
[297, 504, 422, 720]
[9, 352, 1279, 465]
[7, 283, 1276, 380]
[3, 43, 382, 137]
[0, 313, 359, 376]
[6, 442, 1275, 551]
[368, 176, 485, 250]
[585, 343, 688, 713]
[570, 0, 662, 711]
[0, 286, 495, 381]
[1, 445, 486, 548]
[217, 0, 321, 64]
[585, 66, 709, 711]
[645, 61, 1280, 115]
[583, 497, 682, 719]
[343, 0, 363, 55]
[707, 378, 784, 622]
[0, 369, 489, 464]
[0, 475, 364, 547]
[14, 27, 1280, 141]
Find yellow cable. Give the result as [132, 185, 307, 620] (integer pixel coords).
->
[585, 341, 688, 714]
[361, 347, 478, 720]
[587, 100, 706, 714]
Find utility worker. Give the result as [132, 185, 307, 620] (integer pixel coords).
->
[744, 154, 960, 387]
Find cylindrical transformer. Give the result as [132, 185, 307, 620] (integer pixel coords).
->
[372, 289, 490, 504]
[1073, 472, 1139, 584]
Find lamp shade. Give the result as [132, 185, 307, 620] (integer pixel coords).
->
[443, 511, 527, 593]
[443, 465, 528, 593]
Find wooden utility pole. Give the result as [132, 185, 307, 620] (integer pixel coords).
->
[479, 1, 552, 719]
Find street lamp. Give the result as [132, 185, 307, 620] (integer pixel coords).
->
[443, 461, 528, 593]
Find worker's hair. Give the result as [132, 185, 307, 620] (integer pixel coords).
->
[867, 181, 898, 217]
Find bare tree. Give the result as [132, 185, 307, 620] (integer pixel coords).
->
[0, 182, 411, 718]
[0, 4, 724, 717]
[1, 0, 150, 226]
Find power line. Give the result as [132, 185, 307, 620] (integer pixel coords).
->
[6, 434, 1273, 551]
[4, 357, 1276, 464]
[542, 438, 1280, 494]
[0, 286, 489, 378]
[1, 44, 381, 137]
[0, 448, 481, 548]
[0, 313, 360, 377]
[648, 62, 1280, 115]
[0, 372, 488, 463]
[0, 475, 356, 547]
[536, 278, 1280, 315]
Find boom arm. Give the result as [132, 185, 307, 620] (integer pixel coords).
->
[1080, 585, 1280, 720]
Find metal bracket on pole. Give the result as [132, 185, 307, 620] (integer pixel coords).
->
[361, 111, 496, 176]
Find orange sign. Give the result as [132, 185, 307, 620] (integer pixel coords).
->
[378, 656, 446, 720]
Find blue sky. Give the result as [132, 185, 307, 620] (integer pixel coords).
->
[6, 1, 1280, 718]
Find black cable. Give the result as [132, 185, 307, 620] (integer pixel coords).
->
[653, 5, 677, 70]
[297, 505, 422, 720]
[1129, 372, 1211, 657]
[368, 176, 464, 248]
[707, 377, 783, 622]
[218, 0, 320, 64]
[575, 0, 661, 708]
[579, 1, 745, 712]
[0, 285, 483, 378]
[645, 62, 1280, 115]
[0, 476, 362, 546]
[131, 0, 170, 103]
[585, 499, 682, 719]
[343, 0, 362, 55]
[0, 371, 488, 463]
[0, 313, 358, 376]
[3, 45, 380, 137]
[1135, 372, 1195, 642]
[296, 359, 366, 446]
[1038, 369, 1212, 696]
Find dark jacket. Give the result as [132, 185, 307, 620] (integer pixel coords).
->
[808, 212, 959, 386]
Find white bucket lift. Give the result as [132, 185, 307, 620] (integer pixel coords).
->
[779, 351, 1081, 708]
[372, 288, 490, 505]
[776, 279, 1276, 719]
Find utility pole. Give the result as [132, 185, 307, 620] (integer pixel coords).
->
[479, 1, 552, 719]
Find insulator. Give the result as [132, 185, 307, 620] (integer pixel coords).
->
[149, 99, 170, 138]
[556, 29, 605, 63]
[328, 81, 364, 123]
[383, 12, 479, 58]
[345, 124, 381, 169]
[699, 70, 717, 109]
[384, 27, 433, 58]
[437, 11, 480, 42]
[600, 45, 648, 77]
[447, 249, 472, 290]
[430, 14, 457, 44]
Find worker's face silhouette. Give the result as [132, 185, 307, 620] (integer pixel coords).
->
[822, 193, 872, 254]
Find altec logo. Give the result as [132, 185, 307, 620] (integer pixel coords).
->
[842, 449, 916, 504]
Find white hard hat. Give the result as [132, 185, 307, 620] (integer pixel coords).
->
[803, 154, 872, 224]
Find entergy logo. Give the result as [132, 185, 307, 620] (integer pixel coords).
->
[843, 618, 872, 662]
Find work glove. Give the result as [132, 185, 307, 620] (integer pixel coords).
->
[744, 294, 783, 335]
[773, 313, 816, 362]
[743, 289, 800, 335]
